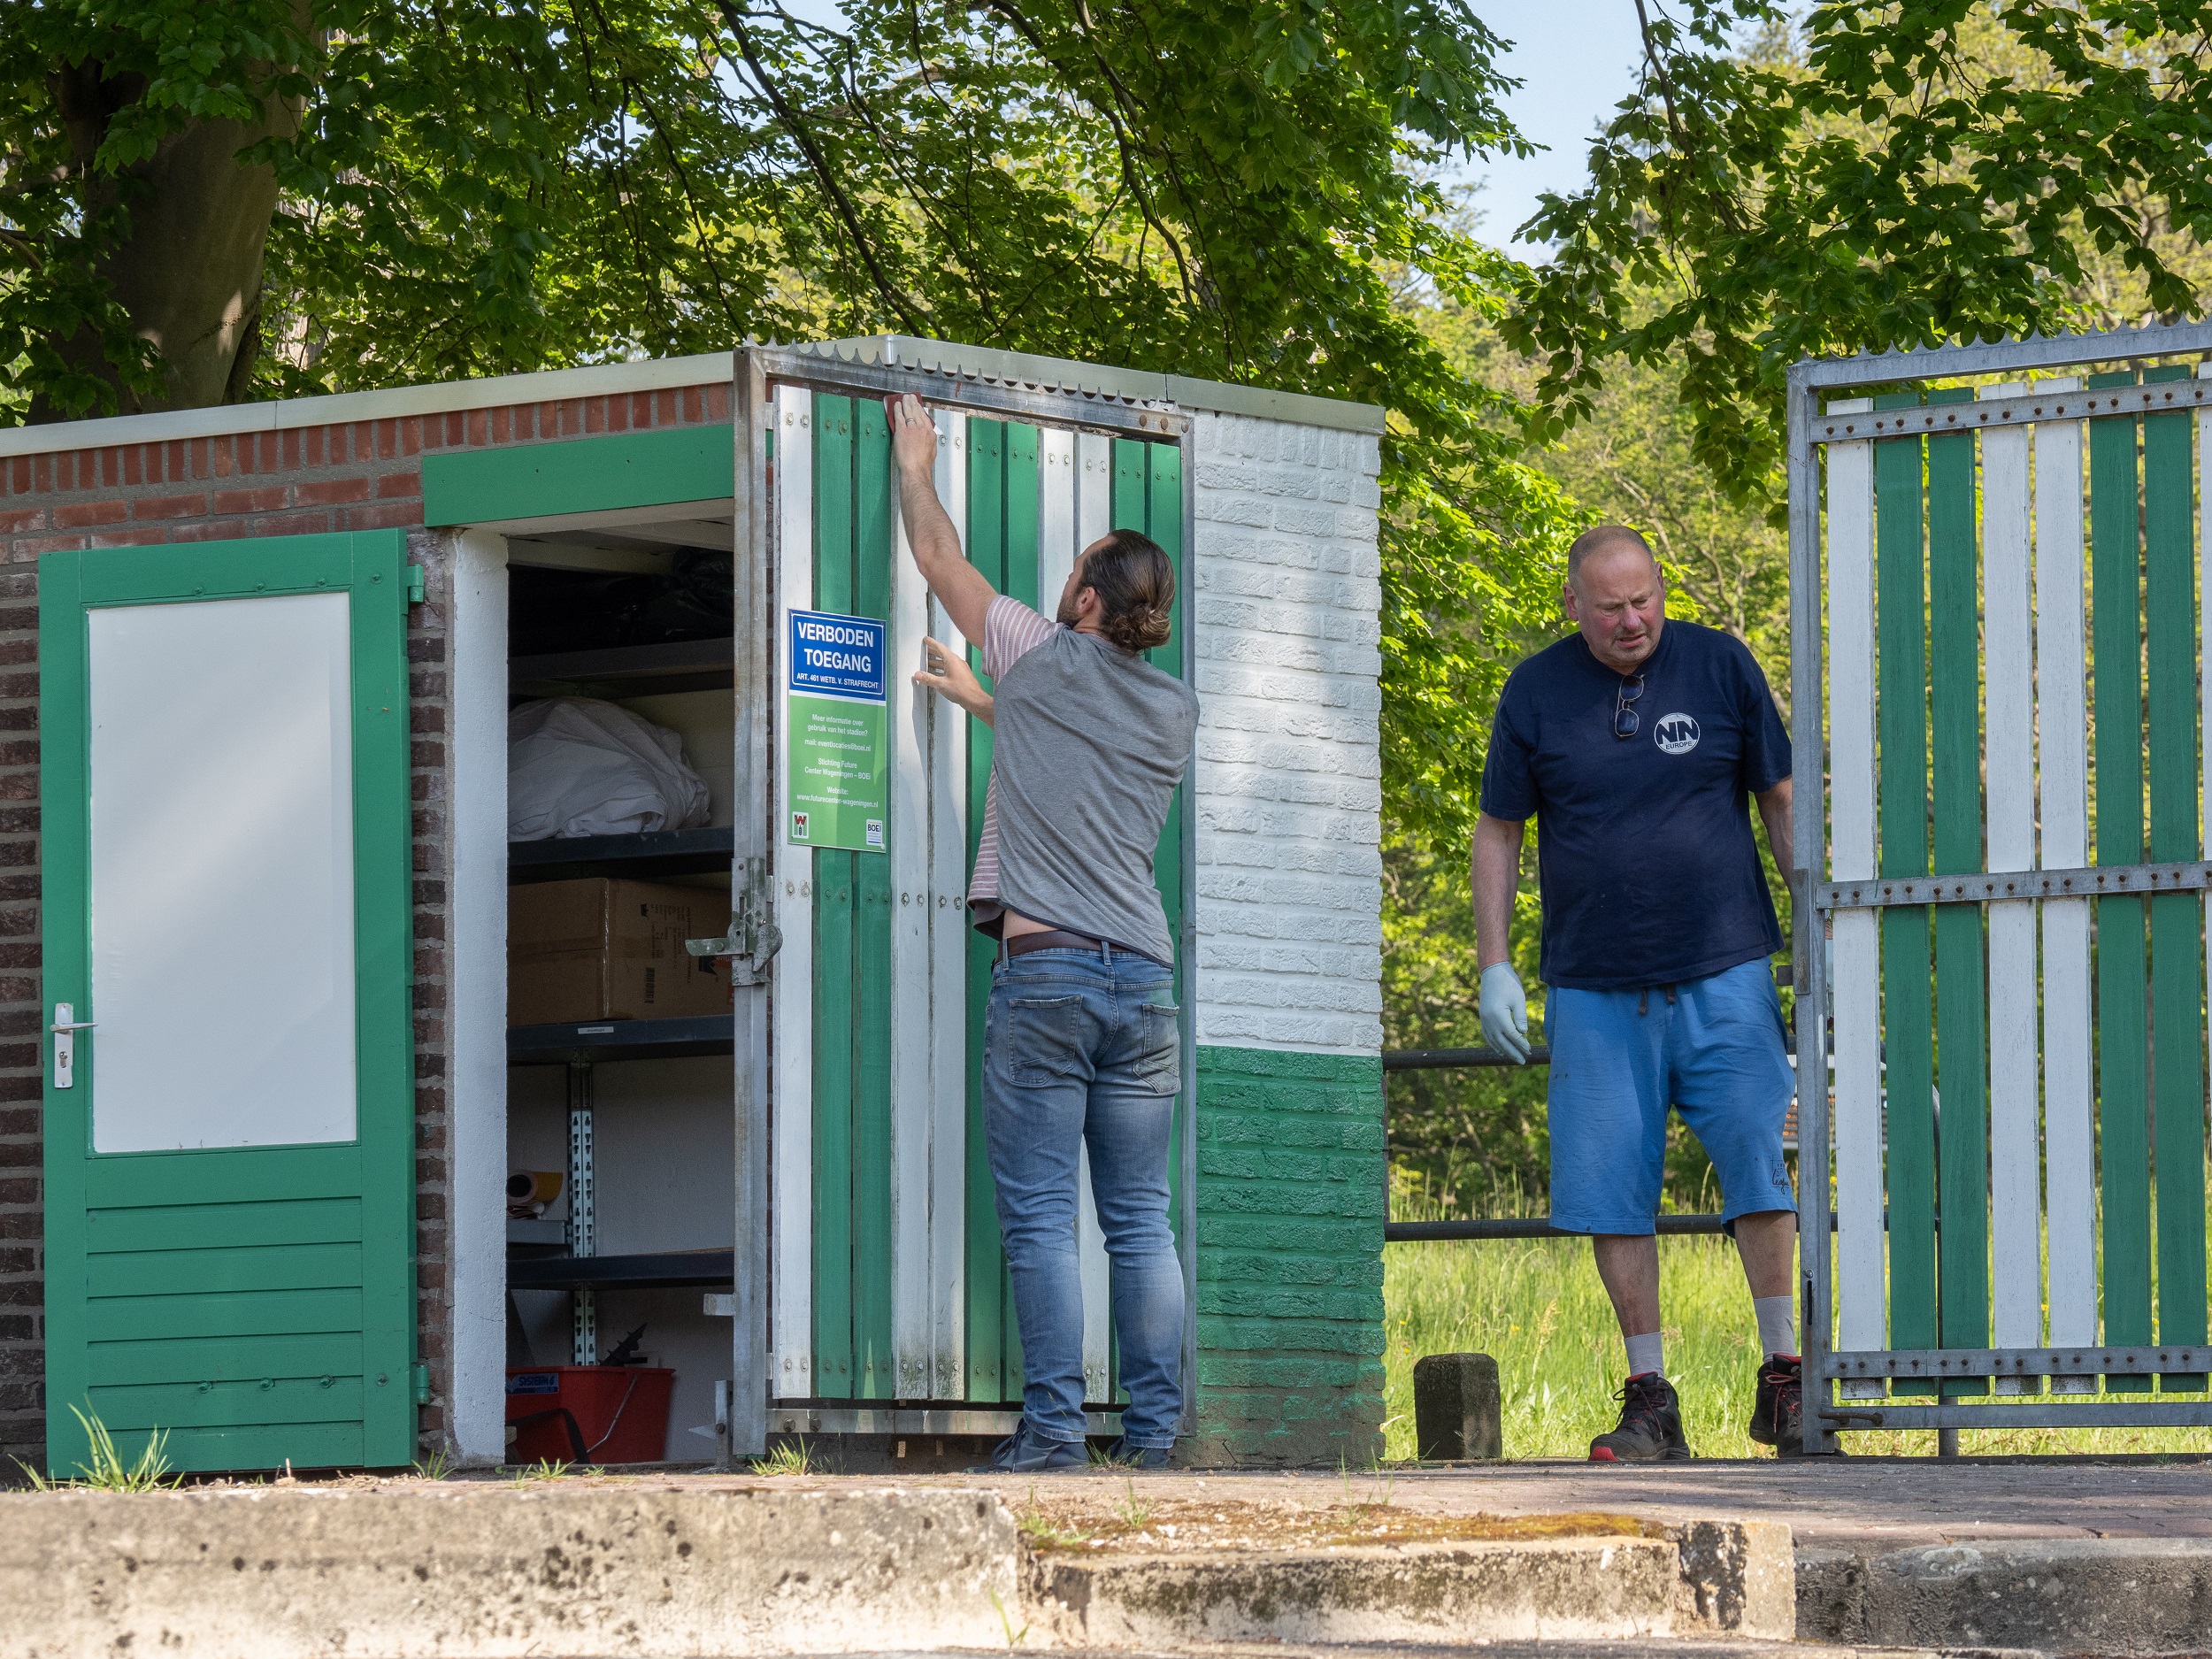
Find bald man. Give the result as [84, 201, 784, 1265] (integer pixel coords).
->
[1471, 525, 1812, 1461]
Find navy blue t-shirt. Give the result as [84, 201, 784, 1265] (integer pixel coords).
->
[1479, 620, 1791, 990]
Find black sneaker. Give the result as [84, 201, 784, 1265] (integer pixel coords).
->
[968, 1420, 1089, 1473]
[1749, 1354, 1842, 1456]
[1588, 1371, 1693, 1463]
[1100, 1437, 1173, 1470]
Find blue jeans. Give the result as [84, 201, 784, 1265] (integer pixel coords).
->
[982, 946, 1184, 1448]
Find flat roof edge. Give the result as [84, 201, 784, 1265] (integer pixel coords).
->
[0, 353, 735, 460]
[0, 335, 1390, 460]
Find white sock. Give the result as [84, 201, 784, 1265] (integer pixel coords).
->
[1754, 1294, 1797, 1358]
[1624, 1331, 1664, 1379]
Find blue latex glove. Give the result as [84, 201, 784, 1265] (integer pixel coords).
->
[1479, 962, 1530, 1064]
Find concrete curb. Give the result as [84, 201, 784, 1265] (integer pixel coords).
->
[1025, 1536, 1681, 1645]
[1799, 1538, 2212, 1655]
[0, 1486, 1018, 1657]
[0, 1483, 1797, 1655]
[1025, 1519, 1796, 1647]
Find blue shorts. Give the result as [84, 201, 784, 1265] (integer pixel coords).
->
[1545, 957, 1796, 1235]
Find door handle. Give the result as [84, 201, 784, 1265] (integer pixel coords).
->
[51, 1002, 91, 1090]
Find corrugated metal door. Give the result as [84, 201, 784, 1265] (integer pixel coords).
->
[770, 393, 1187, 1409]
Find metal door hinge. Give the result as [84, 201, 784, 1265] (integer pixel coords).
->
[405, 565, 426, 605]
[412, 1362, 431, 1405]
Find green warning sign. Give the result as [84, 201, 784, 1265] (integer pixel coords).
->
[787, 607, 888, 854]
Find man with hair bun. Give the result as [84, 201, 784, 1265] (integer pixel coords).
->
[1471, 523, 1813, 1460]
[887, 392, 1199, 1471]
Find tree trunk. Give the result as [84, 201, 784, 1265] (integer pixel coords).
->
[31, 52, 299, 421]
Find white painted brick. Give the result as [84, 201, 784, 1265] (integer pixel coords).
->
[1200, 702, 1373, 748]
[1190, 410, 1381, 1056]
[1200, 940, 1382, 982]
[1201, 631, 1380, 679]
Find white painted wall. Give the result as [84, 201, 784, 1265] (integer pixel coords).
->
[1188, 413, 1384, 1057]
[449, 528, 511, 1464]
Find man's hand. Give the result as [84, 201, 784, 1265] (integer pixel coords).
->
[886, 394, 995, 645]
[888, 391, 940, 474]
[913, 635, 993, 726]
[1479, 963, 1531, 1064]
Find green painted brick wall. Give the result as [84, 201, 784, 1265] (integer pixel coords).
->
[1192, 1044, 1386, 1465]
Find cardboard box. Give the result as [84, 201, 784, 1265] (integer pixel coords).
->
[509, 878, 730, 1025]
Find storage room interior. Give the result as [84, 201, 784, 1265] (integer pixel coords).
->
[498, 508, 741, 1463]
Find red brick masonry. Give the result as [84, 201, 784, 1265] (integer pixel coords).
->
[0, 380, 733, 1474]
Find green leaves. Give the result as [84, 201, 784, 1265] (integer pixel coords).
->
[1506, 0, 2212, 513]
[2, 0, 1577, 846]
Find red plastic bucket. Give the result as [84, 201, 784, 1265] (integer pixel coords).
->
[505, 1365, 674, 1464]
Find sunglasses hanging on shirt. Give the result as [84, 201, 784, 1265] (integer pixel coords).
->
[1614, 672, 1646, 740]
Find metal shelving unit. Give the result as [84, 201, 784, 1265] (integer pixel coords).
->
[509, 825, 735, 886]
[511, 634, 733, 699]
[508, 624, 740, 1364]
[511, 1249, 736, 1293]
[507, 1014, 735, 1066]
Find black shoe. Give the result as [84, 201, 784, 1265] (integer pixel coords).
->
[1749, 1354, 1844, 1456]
[1588, 1371, 1693, 1463]
[967, 1420, 1089, 1473]
[1101, 1437, 1173, 1470]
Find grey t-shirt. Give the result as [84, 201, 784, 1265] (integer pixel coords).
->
[969, 595, 1199, 964]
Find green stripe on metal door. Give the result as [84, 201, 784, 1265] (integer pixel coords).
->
[41, 531, 415, 1475]
[1872, 393, 1937, 1394]
[2089, 369, 2154, 1391]
[2141, 365, 2205, 1387]
[1925, 386, 1988, 1396]
[810, 394, 897, 1400]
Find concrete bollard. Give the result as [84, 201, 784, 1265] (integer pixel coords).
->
[1413, 1351, 1502, 1460]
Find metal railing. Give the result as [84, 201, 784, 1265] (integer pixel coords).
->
[1379, 1043, 1734, 1240]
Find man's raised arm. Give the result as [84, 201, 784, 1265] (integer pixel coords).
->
[888, 393, 996, 647]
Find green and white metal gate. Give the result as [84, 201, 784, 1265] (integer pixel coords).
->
[39, 532, 419, 1474]
[1792, 320, 2212, 1444]
[757, 366, 1192, 1425]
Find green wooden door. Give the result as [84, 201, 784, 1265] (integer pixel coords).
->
[40, 532, 417, 1474]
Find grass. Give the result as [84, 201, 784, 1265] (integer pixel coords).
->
[749, 1439, 820, 1478]
[16, 1406, 181, 1492]
[1384, 1230, 2212, 1460]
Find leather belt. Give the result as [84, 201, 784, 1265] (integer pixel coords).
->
[1002, 928, 1168, 968]
[1004, 928, 1111, 957]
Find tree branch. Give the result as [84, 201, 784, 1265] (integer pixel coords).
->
[713, 0, 928, 335]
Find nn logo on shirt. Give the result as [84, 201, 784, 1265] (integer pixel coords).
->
[1654, 712, 1701, 756]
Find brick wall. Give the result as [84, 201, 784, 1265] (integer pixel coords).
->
[1184, 411, 1386, 1466]
[0, 565, 39, 1476]
[1188, 411, 1384, 1056]
[0, 380, 731, 1473]
[1192, 1046, 1386, 1465]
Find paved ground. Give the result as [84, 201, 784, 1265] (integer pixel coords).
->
[607, 1457, 2212, 1550]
